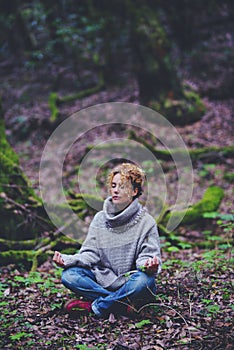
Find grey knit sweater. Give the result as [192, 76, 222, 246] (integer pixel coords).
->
[61, 197, 161, 290]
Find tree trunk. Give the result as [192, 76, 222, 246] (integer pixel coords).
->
[126, 1, 181, 105]
[125, 0, 205, 124]
[0, 101, 52, 240]
[40, 0, 69, 55]
[0, 0, 37, 55]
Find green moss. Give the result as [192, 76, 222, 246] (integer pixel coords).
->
[69, 193, 103, 206]
[193, 186, 224, 212]
[0, 117, 49, 239]
[0, 115, 36, 200]
[0, 234, 77, 252]
[48, 77, 105, 123]
[0, 119, 19, 165]
[0, 249, 34, 261]
[129, 131, 234, 161]
[4, 249, 47, 271]
[163, 186, 224, 228]
[0, 237, 36, 251]
[48, 92, 59, 122]
[60, 247, 78, 255]
[189, 146, 234, 161]
[69, 199, 87, 212]
[150, 84, 206, 125]
[0, 151, 36, 200]
[184, 88, 205, 112]
[223, 172, 234, 183]
[59, 78, 104, 103]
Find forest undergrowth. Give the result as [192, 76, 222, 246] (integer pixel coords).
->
[0, 239, 233, 349]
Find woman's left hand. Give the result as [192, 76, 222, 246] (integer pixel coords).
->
[144, 256, 159, 274]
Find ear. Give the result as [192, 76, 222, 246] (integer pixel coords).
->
[132, 187, 138, 197]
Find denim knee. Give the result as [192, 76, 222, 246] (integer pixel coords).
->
[61, 268, 74, 286]
[61, 266, 94, 287]
[129, 271, 156, 294]
[61, 267, 81, 285]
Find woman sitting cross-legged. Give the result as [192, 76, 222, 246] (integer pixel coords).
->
[53, 162, 161, 318]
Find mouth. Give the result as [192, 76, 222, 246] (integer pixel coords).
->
[112, 196, 119, 200]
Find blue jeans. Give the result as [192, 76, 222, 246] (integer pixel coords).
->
[61, 267, 156, 317]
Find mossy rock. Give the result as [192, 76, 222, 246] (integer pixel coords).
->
[150, 89, 205, 125]
[0, 118, 18, 164]
[0, 232, 81, 270]
[129, 130, 234, 162]
[0, 115, 53, 239]
[0, 237, 36, 251]
[0, 151, 36, 201]
[0, 114, 38, 202]
[48, 77, 104, 122]
[68, 193, 103, 218]
[192, 186, 224, 213]
[163, 186, 224, 230]
[0, 250, 47, 269]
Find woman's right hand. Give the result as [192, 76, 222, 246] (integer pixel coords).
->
[52, 251, 65, 267]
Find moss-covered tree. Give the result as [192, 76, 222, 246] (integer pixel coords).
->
[0, 103, 47, 240]
[125, 0, 205, 124]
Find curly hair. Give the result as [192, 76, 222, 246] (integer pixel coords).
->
[107, 163, 145, 199]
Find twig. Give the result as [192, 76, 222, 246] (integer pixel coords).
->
[115, 286, 192, 344]
[0, 192, 51, 227]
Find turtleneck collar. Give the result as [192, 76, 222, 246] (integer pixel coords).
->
[103, 196, 142, 229]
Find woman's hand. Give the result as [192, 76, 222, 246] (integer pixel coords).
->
[52, 251, 65, 267]
[144, 256, 159, 274]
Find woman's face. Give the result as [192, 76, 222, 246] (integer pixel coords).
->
[110, 173, 137, 209]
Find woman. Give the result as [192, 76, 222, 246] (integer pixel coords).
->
[53, 163, 161, 318]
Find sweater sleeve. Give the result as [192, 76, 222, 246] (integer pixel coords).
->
[136, 222, 162, 274]
[60, 218, 100, 268]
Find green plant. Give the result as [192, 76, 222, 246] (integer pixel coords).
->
[206, 304, 221, 317]
[167, 246, 180, 252]
[10, 331, 33, 341]
[198, 163, 215, 178]
[0, 301, 8, 307]
[135, 319, 152, 328]
[75, 345, 95, 350]
[142, 160, 155, 174]
[178, 242, 192, 249]
[162, 259, 185, 269]
[203, 211, 233, 248]
[51, 301, 63, 310]
[13, 271, 45, 287]
[201, 298, 213, 305]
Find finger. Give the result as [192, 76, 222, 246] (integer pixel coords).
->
[146, 258, 158, 271]
[56, 252, 61, 260]
[52, 252, 57, 261]
[53, 254, 59, 262]
[53, 251, 64, 265]
[57, 254, 63, 262]
[54, 259, 64, 267]
[146, 261, 153, 269]
[53, 251, 59, 258]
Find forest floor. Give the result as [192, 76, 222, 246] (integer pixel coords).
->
[0, 9, 234, 350]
